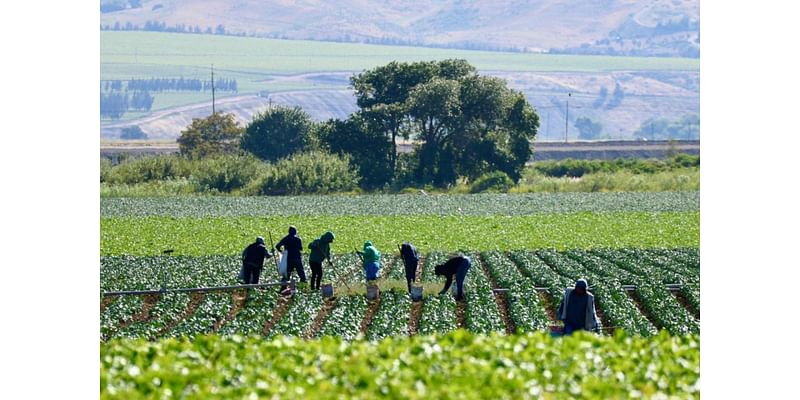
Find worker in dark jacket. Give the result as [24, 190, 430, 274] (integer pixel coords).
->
[276, 226, 306, 291]
[308, 231, 335, 290]
[556, 279, 599, 334]
[241, 236, 273, 284]
[434, 254, 471, 301]
[400, 242, 419, 292]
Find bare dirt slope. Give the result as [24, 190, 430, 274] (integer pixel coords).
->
[101, 0, 698, 55]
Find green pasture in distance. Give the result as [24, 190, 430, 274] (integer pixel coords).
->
[100, 192, 700, 217]
[100, 212, 699, 256]
[101, 31, 700, 79]
[100, 331, 700, 399]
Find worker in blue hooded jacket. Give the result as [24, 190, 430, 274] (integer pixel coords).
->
[556, 279, 599, 334]
[356, 241, 381, 281]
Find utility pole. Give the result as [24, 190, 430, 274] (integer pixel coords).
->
[545, 110, 550, 139]
[565, 92, 571, 143]
[211, 64, 216, 115]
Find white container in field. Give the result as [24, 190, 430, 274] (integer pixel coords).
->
[367, 283, 379, 300]
[277, 250, 287, 276]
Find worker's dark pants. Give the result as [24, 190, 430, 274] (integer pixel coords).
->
[454, 258, 471, 300]
[280, 258, 306, 291]
[310, 261, 323, 290]
[563, 324, 585, 335]
[285, 258, 307, 282]
[243, 263, 262, 284]
[404, 260, 418, 292]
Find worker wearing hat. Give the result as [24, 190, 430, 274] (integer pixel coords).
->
[240, 236, 273, 284]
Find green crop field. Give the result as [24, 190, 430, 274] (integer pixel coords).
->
[100, 31, 701, 117]
[100, 192, 700, 217]
[100, 212, 698, 256]
[100, 192, 700, 397]
[101, 31, 700, 79]
[101, 331, 699, 399]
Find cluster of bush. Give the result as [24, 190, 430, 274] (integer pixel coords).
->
[101, 153, 359, 195]
[533, 154, 699, 178]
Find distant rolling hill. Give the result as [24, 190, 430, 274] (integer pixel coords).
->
[100, 0, 699, 57]
[100, 31, 699, 140]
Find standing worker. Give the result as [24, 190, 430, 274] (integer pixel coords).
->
[241, 236, 273, 284]
[400, 242, 419, 292]
[357, 241, 381, 281]
[556, 279, 599, 334]
[434, 254, 471, 301]
[308, 231, 335, 291]
[275, 226, 306, 291]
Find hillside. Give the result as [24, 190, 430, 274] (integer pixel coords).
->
[100, 0, 699, 57]
[100, 31, 699, 140]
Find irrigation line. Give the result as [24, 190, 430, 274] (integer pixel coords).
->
[102, 280, 296, 297]
[493, 283, 684, 293]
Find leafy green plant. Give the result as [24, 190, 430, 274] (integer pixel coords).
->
[481, 251, 550, 332]
[101, 331, 700, 399]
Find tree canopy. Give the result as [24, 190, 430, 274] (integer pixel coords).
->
[177, 113, 243, 160]
[347, 59, 539, 187]
[241, 106, 314, 162]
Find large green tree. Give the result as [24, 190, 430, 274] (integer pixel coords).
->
[316, 114, 393, 188]
[177, 113, 243, 160]
[350, 59, 476, 174]
[349, 59, 539, 187]
[241, 106, 314, 162]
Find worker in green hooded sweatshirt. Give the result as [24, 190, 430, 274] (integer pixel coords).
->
[308, 231, 335, 291]
[357, 241, 381, 281]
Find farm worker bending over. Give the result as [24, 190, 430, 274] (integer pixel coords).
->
[357, 241, 382, 281]
[400, 242, 419, 292]
[276, 225, 306, 291]
[435, 254, 471, 301]
[241, 236, 273, 284]
[308, 231, 335, 290]
[556, 279, 599, 334]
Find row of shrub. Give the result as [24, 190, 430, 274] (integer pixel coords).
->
[101, 153, 701, 196]
[533, 154, 699, 178]
[101, 152, 360, 195]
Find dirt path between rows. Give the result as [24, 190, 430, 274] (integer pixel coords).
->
[538, 291, 558, 323]
[304, 298, 338, 339]
[105, 294, 161, 340]
[407, 300, 423, 336]
[360, 296, 382, 335]
[262, 295, 293, 335]
[415, 255, 425, 282]
[476, 254, 517, 335]
[455, 300, 467, 329]
[593, 296, 614, 335]
[213, 290, 248, 332]
[158, 292, 205, 337]
[626, 290, 662, 331]
[671, 290, 700, 320]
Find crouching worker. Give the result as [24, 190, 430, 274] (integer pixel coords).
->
[308, 231, 335, 290]
[357, 241, 381, 281]
[400, 242, 419, 292]
[434, 254, 471, 301]
[556, 279, 599, 334]
[241, 236, 273, 284]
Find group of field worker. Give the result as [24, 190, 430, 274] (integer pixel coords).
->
[240, 226, 598, 335]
